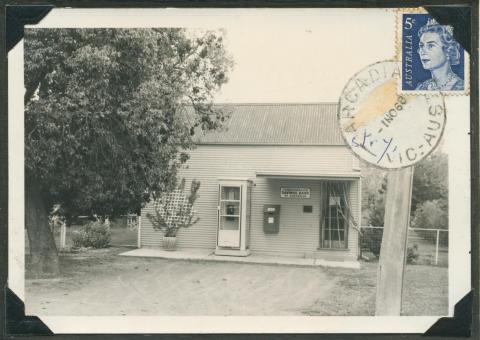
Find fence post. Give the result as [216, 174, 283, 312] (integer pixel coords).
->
[60, 221, 66, 250]
[435, 229, 440, 265]
[137, 215, 142, 248]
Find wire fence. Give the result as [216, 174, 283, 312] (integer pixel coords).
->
[360, 226, 448, 267]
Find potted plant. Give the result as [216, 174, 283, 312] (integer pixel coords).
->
[147, 179, 200, 250]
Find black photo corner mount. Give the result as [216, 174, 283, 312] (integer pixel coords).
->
[6, 5, 54, 53]
[424, 290, 473, 337]
[424, 6, 471, 55]
[5, 287, 53, 336]
[5, 5, 55, 336]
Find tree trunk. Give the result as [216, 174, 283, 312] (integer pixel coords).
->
[25, 180, 59, 277]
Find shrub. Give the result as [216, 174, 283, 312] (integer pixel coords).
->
[361, 228, 383, 257]
[148, 179, 200, 237]
[71, 221, 111, 248]
[406, 244, 419, 264]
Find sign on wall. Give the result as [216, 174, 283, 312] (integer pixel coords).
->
[280, 188, 310, 199]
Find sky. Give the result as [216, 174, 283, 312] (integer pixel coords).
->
[33, 8, 396, 103]
[213, 9, 396, 103]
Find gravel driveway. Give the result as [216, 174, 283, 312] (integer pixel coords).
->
[26, 248, 335, 316]
[25, 247, 447, 316]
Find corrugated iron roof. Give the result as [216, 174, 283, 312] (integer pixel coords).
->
[194, 103, 345, 145]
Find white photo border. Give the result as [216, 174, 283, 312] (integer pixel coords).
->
[8, 7, 472, 334]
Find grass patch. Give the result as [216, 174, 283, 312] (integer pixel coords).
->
[402, 264, 449, 315]
[301, 263, 377, 315]
[302, 262, 447, 316]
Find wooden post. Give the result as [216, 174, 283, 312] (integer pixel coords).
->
[435, 229, 440, 265]
[60, 221, 66, 250]
[137, 215, 142, 249]
[375, 167, 414, 315]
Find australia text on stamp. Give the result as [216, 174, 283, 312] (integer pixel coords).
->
[399, 12, 467, 94]
[338, 61, 445, 169]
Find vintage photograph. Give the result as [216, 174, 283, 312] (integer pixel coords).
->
[8, 7, 471, 333]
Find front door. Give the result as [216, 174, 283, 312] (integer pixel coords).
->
[217, 185, 242, 248]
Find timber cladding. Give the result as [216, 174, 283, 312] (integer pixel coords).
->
[140, 144, 360, 260]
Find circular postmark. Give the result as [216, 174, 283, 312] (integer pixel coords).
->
[338, 60, 445, 169]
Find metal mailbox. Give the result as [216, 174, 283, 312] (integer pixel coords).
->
[263, 204, 280, 234]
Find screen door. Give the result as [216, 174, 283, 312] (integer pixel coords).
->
[218, 185, 242, 248]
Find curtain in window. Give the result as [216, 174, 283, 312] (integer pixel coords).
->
[318, 181, 328, 247]
[320, 181, 361, 249]
[337, 182, 362, 235]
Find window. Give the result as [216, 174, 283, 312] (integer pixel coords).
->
[303, 205, 313, 213]
[219, 186, 241, 230]
[321, 183, 349, 249]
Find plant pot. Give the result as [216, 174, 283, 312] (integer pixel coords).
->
[162, 236, 177, 251]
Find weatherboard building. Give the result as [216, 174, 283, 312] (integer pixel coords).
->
[138, 103, 362, 263]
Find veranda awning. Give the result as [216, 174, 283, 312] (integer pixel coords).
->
[255, 171, 361, 181]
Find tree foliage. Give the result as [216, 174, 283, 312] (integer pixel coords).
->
[360, 161, 387, 226]
[411, 151, 448, 212]
[412, 199, 448, 230]
[361, 150, 448, 228]
[25, 28, 233, 221]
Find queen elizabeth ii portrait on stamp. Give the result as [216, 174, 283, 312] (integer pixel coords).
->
[401, 14, 465, 92]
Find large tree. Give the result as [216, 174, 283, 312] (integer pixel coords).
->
[24, 28, 232, 275]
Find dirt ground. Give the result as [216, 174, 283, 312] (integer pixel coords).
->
[25, 247, 448, 316]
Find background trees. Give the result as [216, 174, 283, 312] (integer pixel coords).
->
[362, 149, 448, 228]
[24, 28, 232, 275]
[361, 149, 448, 256]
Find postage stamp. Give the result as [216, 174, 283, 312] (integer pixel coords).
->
[398, 11, 468, 94]
[338, 60, 446, 169]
